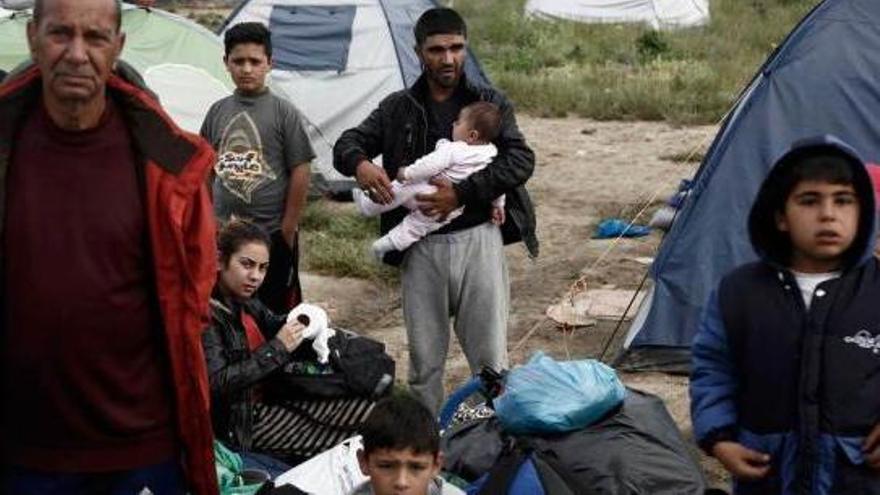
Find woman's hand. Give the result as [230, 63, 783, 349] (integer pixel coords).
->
[275, 321, 306, 352]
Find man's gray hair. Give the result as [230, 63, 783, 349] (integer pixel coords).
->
[33, 0, 122, 31]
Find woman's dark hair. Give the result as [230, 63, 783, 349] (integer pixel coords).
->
[359, 393, 439, 457]
[217, 219, 271, 266]
[224, 22, 272, 59]
[413, 8, 467, 46]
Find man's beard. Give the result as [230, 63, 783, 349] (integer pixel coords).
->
[428, 65, 461, 89]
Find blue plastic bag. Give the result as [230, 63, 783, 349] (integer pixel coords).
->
[494, 352, 626, 435]
[593, 218, 651, 239]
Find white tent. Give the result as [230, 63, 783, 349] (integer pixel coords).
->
[224, 0, 491, 193]
[525, 0, 710, 29]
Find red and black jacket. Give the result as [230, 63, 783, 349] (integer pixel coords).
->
[0, 66, 219, 495]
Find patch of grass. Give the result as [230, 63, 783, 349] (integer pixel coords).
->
[299, 200, 398, 283]
[456, 0, 822, 124]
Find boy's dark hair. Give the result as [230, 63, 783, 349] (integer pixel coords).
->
[462, 102, 502, 142]
[224, 22, 272, 59]
[360, 393, 440, 457]
[218, 219, 271, 266]
[414, 8, 467, 46]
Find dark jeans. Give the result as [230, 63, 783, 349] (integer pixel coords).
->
[2, 458, 185, 495]
[257, 230, 302, 314]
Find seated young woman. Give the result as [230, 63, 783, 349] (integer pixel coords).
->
[204, 220, 373, 476]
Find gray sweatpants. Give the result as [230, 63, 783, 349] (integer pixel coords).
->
[401, 221, 510, 413]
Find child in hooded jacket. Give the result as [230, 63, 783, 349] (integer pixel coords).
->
[690, 136, 880, 494]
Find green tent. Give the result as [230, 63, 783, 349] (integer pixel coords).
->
[0, 3, 233, 132]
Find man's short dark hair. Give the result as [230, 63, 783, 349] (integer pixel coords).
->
[414, 8, 467, 46]
[34, 0, 122, 31]
[462, 102, 502, 142]
[360, 393, 439, 457]
[224, 22, 272, 59]
[217, 219, 271, 267]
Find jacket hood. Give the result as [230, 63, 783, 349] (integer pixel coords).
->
[748, 135, 877, 270]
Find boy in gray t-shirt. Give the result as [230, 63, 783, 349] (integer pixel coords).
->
[201, 22, 315, 313]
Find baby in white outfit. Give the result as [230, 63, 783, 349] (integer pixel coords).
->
[354, 102, 505, 260]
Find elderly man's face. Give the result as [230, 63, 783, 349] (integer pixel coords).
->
[27, 0, 124, 105]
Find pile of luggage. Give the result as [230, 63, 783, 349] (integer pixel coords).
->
[441, 353, 710, 494]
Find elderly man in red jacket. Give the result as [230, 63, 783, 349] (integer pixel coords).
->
[0, 0, 218, 493]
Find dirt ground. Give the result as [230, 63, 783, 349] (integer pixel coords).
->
[300, 116, 731, 488]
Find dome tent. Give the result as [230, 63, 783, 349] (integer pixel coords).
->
[618, 0, 880, 370]
[525, 0, 710, 30]
[222, 0, 492, 193]
[0, 2, 233, 133]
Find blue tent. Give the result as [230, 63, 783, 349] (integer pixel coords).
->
[619, 0, 880, 371]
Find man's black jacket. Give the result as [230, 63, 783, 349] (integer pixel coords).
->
[333, 75, 538, 264]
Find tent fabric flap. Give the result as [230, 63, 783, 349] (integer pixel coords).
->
[269, 5, 357, 72]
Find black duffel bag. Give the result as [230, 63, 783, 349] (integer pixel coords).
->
[267, 328, 395, 400]
[442, 388, 708, 494]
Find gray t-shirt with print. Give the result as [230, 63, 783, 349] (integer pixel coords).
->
[200, 89, 315, 232]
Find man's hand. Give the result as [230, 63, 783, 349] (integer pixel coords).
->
[863, 422, 880, 469]
[712, 441, 771, 480]
[275, 321, 305, 352]
[417, 177, 459, 220]
[356, 160, 393, 205]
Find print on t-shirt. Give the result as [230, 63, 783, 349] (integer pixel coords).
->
[215, 111, 278, 203]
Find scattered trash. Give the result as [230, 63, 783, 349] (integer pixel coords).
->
[546, 301, 597, 327]
[593, 218, 651, 239]
[631, 256, 654, 265]
[649, 179, 693, 231]
[547, 289, 646, 326]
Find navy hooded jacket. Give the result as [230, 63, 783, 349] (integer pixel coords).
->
[690, 136, 880, 494]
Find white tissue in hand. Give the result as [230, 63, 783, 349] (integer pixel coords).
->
[287, 303, 335, 364]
